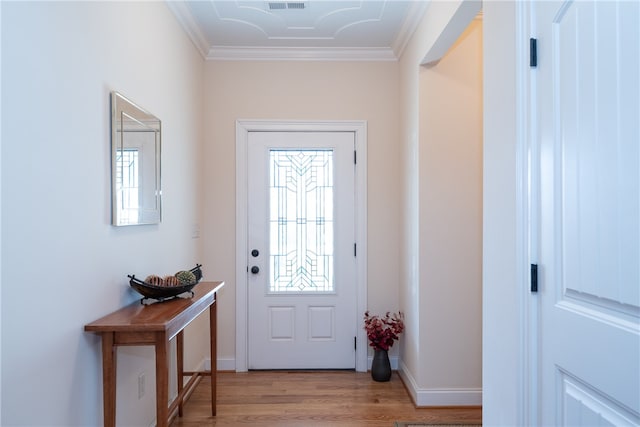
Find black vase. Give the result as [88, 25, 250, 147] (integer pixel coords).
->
[371, 349, 392, 382]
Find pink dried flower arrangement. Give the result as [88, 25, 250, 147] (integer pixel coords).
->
[363, 311, 405, 351]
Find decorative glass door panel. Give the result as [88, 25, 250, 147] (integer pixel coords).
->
[269, 150, 334, 293]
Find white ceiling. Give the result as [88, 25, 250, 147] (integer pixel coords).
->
[167, 0, 430, 61]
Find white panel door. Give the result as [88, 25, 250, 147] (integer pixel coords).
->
[535, 1, 640, 425]
[247, 131, 357, 369]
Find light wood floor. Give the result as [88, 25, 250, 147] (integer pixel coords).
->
[171, 371, 482, 426]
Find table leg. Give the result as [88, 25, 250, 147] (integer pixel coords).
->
[155, 332, 169, 427]
[209, 297, 217, 416]
[101, 333, 117, 427]
[177, 330, 184, 416]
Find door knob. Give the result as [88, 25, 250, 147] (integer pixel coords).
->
[251, 266, 260, 274]
[251, 249, 259, 257]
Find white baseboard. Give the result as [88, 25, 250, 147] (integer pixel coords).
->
[398, 360, 482, 406]
[204, 357, 236, 371]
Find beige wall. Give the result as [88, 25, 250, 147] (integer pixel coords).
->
[202, 61, 402, 363]
[418, 18, 483, 390]
[398, 0, 483, 405]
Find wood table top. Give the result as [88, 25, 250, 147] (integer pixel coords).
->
[84, 281, 224, 336]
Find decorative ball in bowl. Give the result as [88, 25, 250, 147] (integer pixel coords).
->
[128, 264, 203, 303]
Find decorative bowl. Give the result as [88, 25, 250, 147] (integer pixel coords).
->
[128, 264, 203, 303]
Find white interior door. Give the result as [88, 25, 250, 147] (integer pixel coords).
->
[247, 131, 357, 369]
[535, 1, 640, 424]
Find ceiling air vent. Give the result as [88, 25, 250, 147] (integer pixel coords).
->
[268, 2, 307, 10]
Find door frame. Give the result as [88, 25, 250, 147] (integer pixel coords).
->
[235, 119, 368, 372]
[482, 1, 532, 425]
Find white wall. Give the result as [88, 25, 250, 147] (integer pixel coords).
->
[201, 60, 402, 365]
[398, 0, 483, 406]
[1, 2, 204, 425]
[0, 2, 4, 423]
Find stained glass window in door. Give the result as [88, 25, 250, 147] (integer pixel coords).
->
[269, 150, 334, 293]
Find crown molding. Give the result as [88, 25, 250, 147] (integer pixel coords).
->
[167, 0, 421, 62]
[165, 0, 210, 58]
[391, 0, 430, 58]
[206, 46, 398, 61]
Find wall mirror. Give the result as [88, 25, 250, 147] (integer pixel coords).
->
[111, 91, 161, 226]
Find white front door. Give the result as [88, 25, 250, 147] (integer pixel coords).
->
[247, 131, 357, 369]
[535, 1, 640, 424]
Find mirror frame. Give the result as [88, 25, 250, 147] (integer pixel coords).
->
[111, 91, 162, 226]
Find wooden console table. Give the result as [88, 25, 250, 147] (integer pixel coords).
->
[85, 281, 224, 427]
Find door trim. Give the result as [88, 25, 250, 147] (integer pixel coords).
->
[235, 119, 368, 372]
[482, 1, 531, 424]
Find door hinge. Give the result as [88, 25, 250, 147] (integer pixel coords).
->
[531, 264, 538, 293]
[530, 38, 538, 68]
[354, 336, 357, 350]
[354, 243, 357, 257]
[354, 150, 357, 164]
